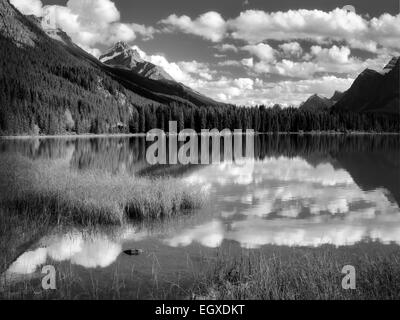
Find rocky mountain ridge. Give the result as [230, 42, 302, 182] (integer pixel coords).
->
[301, 57, 399, 114]
[99, 41, 174, 82]
[333, 56, 399, 114]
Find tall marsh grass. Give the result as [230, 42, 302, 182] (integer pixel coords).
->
[191, 245, 400, 300]
[0, 154, 207, 225]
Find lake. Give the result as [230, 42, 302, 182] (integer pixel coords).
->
[1, 134, 399, 299]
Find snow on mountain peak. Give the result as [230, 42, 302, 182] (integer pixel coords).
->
[99, 42, 174, 81]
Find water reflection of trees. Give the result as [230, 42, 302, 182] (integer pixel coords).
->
[3, 135, 399, 201]
[2, 134, 398, 167]
[70, 138, 148, 174]
[254, 134, 399, 160]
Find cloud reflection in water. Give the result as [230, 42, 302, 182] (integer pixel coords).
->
[5, 155, 400, 277]
[168, 156, 400, 248]
[6, 226, 147, 276]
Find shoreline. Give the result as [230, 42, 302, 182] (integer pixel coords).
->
[1, 131, 399, 139]
[0, 133, 147, 140]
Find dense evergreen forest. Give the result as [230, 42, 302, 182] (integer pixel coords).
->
[0, 33, 153, 136]
[0, 33, 399, 136]
[127, 104, 400, 134]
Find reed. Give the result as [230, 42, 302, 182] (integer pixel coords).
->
[0, 154, 207, 226]
[191, 245, 400, 300]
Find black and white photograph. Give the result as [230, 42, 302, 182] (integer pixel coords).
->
[0, 0, 399, 308]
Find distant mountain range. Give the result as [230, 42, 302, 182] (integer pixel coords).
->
[300, 91, 344, 112]
[301, 57, 399, 114]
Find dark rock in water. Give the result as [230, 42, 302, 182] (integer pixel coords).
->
[123, 249, 144, 256]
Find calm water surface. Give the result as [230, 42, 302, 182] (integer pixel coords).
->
[1, 135, 399, 298]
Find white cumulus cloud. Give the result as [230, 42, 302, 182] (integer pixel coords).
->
[311, 45, 351, 64]
[279, 42, 303, 57]
[160, 11, 227, 42]
[243, 43, 276, 62]
[160, 8, 400, 52]
[12, 0, 156, 53]
[10, 0, 43, 16]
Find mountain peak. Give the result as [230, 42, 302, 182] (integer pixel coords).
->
[309, 94, 329, 101]
[99, 42, 174, 82]
[109, 41, 140, 56]
[300, 93, 332, 112]
[382, 56, 400, 74]
[100, 42, 143, 65]
[113, 41, 130, 50]
[333, 56, 399, 114]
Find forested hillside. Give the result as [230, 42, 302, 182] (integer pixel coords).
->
[0, 0, 399, 136]
[1, 30, 398, 136]
[0, 0, 222, 135]
[0, 33, 162, 135]
[0, 0, 161, 135]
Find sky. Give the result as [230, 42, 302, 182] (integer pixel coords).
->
[10, 0, 400, 106]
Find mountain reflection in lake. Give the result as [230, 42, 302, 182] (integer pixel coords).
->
[1, 134, 399, 298]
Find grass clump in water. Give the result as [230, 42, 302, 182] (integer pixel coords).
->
[0, 154, 207, 226]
